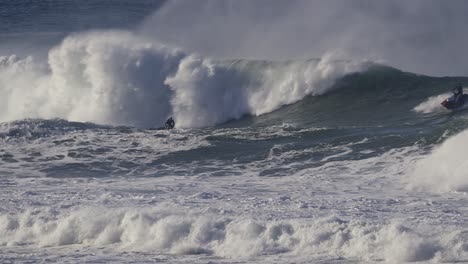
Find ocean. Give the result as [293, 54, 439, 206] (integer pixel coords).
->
[1, 1, 468, 263]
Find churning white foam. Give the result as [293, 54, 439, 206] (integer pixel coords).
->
[0, 31, 184, 128]
[0, 30, 368, 128]
[1, 207, 463, 262]
[409, 129, 468, 192]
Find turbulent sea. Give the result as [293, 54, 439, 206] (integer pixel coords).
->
[2, 1, 468, 263]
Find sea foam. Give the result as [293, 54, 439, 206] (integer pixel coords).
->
[409, 129, 468, 192]
[1, 207, 461, 262]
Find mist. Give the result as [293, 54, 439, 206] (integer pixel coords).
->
[140, 0, 468, 77]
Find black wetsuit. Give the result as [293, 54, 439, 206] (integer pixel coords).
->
[453, 86, 464, 106]
[165, 118, 175, 129]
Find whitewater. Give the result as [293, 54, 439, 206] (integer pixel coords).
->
[2, 1, 468, 263]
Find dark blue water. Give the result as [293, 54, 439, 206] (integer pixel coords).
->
[0, 0, 165, 34]
[0, 0, 165, 57]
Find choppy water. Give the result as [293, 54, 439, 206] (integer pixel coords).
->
[2, 1, 468, 263]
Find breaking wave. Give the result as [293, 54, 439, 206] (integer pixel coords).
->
[409, 129, 468, 192]
[1, 207, 466, 262]
[0, 31, 368, 128]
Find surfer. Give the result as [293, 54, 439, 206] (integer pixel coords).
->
[452, 84, 464, 106]
[443, 83, 467, 110]
[165, 117, 175, 129]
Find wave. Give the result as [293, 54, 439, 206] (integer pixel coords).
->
[0, 30, 369, 128]
[1, 207, 466, 262]
[408, 129, 468, 192]
[3, 29, 468, 129]
[0, 31, 183, 128]
[254, 64, 468, 130]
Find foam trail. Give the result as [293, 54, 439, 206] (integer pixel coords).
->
[0, 31, 367, 128]
[414, 94, 451, 114]
[409, 129, 468, 192]
[414, 90, 468, 114]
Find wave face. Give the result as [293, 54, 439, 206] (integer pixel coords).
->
[0, 31, 368, 128]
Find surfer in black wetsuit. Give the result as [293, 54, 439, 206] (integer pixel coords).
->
[452, 84, 464, 106]
[165, 117, 175, 129]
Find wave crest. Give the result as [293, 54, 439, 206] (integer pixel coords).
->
[0, 31, 368, 128]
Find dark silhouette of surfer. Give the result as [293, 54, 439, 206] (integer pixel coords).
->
[165, 117, 175, 129]
[452, 84, 464, 106]
[442, 83, 467, 109]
